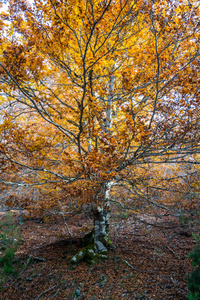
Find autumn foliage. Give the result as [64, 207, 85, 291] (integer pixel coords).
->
[0, 0, 199, 220]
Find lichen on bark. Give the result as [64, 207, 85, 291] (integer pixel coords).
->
[70, 182, 113, 265]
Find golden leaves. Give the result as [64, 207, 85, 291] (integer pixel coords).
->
[0, 0, 199, 213]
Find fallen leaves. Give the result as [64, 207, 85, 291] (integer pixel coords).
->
[0, 211, 197, 299]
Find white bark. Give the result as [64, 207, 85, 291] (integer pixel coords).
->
[106, 72, 115, 129]
[93, 68, 115, 250]
[93, 181, 113, 251]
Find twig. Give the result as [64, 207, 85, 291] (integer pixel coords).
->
[33, 256, 46, 262]
[86, 213, 92, 224]
[167, 245, 181, 259]
[61, 212, 72, 237]
[113, 220, 124, 248]
[87, 266, 96, 273]
[133, 218, 188, 229]
[124, 260, 135, 269]
[35, 285, 56, 300]
[25, 256, 32, 267]
[60, 211, 73, 248]
[110, 198, 125, 208]
[25, 255, 45, 266]
[51, 289, 60, 298]
[58, 202, 73, 239]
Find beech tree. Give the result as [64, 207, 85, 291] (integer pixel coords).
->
[0, 0, 200, 259]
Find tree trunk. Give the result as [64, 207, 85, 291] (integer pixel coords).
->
[94, 181, 113, 245]
[70, 181, 113, 264]
[92, 202, 111, 253]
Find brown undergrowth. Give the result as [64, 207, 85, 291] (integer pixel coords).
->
[0, 211, 198, 300]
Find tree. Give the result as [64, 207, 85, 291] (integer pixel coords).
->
[0, 0, 200, 258]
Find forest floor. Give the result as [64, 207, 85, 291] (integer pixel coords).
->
[0, 210, 199, 300]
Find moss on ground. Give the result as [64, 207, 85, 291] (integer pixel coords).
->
[70, 243, 108, 265]
[70, 231, 112, 264]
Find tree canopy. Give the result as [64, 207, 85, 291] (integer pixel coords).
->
[0, 0, 199, 224]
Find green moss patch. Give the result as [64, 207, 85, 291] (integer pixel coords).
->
[70, 244, 108, 265]
[70, 231, 112, 265]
